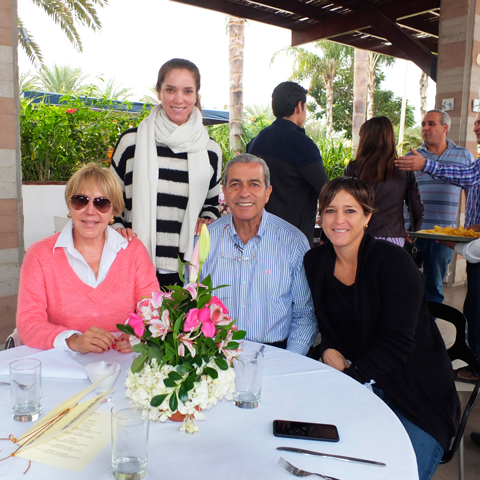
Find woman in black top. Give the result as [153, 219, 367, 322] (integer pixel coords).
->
[304, 177, 459, 480]
[344, 116, 423, 245]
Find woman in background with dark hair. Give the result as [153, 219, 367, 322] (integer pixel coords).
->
[111, 58, 222, 286]
[305, 177, 459, 480]
[344, 116, 423, 246]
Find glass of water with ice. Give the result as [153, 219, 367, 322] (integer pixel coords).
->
[233, 348, 264, 409]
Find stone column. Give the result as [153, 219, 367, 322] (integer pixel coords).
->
[0, 0, 23, 341]
[435, 0, 480, 286]
[352, 48, 369, 151]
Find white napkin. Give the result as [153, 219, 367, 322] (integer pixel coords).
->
[0, 348, 87, 380]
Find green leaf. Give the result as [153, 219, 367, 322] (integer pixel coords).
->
[168, 371, 183, 381]
[148, 345, 164, 364]
[205, 337, 216, 350]
[214, 357, 229, 371]
[163, 378, 177, 388]
[132, 343, 149, 354]
[218, 329, 228, 340]
[169, 391, 178, 412]
[232, 330, 246, 340]
[151, 394, 168, 407]
[131, 354, 147, 373]
[177, 256, 185, 283]
[178, 383, 189, 403]
[117, 324, 135, 336]
[225, 342, 239, 350]
[184, 375, 195, 391]
[202, 367, 218, 379]
[176, 363, 192, 374]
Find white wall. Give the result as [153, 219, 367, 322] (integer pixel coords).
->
[23, 185, 68, 250]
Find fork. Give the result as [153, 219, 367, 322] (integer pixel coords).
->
[278, 457, 341, 480]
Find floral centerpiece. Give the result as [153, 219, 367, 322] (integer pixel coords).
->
[117, 225, 245, 433]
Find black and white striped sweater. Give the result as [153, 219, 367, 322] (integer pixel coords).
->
[110, 127, 222, 272]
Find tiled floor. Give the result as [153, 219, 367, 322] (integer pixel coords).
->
[432, 284, 480, 480]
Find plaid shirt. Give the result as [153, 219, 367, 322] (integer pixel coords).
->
[424, 156, 480, 225]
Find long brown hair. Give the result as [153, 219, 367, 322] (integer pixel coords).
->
[155, 58, 202, 112]
[355, 116, 397, 183]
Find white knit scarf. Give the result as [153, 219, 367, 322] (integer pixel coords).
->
[132, 104, 210, 266]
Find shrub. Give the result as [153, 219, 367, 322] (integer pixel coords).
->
[20, 94, 150, 181]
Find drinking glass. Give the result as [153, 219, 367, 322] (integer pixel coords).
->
[85, 361, 121, 397]
[111, 403, 149, 480]
[233, 349, 264, 408]
[10, 358, 42, 422]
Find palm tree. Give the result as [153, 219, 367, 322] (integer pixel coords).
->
[419, 71, 429, 119]
[139, 86, 159, 105]
[32, 64, 89, 93]
[228, 16, 244, 154]
[244, 103, 274, 123]
[93, 78, 133, 101]
[272, 41, 351, 137]
[19, 0, 108, 66]
[367, 52, 396, 120]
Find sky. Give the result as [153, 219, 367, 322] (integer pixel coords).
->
[17, 0, 436, 123]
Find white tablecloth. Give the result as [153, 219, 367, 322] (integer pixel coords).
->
[0, 343, 418, 480]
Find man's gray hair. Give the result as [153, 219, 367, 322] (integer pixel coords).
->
[222, 153, 271, 188]
[427, 109, 451, 132]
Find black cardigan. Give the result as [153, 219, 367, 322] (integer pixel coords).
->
[304, 234, 460, 452]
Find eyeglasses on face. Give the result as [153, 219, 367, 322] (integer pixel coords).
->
[70, 195, 112, 213]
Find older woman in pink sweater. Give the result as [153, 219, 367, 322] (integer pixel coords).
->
[16, 163, 159, 354]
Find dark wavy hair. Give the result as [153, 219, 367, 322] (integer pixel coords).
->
[355, 116, 397, 183]
[318, 177, 375, 216]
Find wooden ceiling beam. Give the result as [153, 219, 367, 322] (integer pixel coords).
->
[292, 0, 440, 45]
[169, 0, 298, 30]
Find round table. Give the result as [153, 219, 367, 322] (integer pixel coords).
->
[0, 342, 418, 480]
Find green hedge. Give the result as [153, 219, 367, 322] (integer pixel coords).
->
[20, 95, 149, 181]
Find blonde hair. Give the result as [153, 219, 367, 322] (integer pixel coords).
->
[65, 163, 125, 215]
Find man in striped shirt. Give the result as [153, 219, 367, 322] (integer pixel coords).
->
[401, 110, 473, 304]
[397, 112, 480, 382]
[200, 154, 318, 355]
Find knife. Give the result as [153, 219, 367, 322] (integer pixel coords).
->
[276, 447, 386, 467]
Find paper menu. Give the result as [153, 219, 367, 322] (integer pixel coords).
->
[16, 411, 110, 472]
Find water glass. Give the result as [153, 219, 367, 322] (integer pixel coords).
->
[10, 358, 42, 422]
[111, 403, 149, 480]
[85, 361, 121, 396]
[233, 349, 264, 408]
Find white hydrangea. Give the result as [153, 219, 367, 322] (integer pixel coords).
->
[125, 358, 236, 431]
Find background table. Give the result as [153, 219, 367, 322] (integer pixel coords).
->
[0, 342, 418, 480]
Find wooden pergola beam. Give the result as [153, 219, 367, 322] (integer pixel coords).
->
[292, 0, 440, 45]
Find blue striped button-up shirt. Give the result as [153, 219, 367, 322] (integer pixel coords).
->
[200, 211, 318, 355]
[424, 154, 480, 225]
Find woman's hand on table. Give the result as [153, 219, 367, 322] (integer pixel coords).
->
[322, 348, 350, 372]
[66, 327, 116, 354]
[195, 217, 214, 235]
[115, 227, 138, 242]
[114, 333, 133, 354]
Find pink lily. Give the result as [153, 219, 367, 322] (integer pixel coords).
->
[149, 310, 171, 340]
[128, 312, 145, 337]
[177, 332, 199, 357]
[184, 307, 210, 331]
[151, 291, 170, 309]
[207, 296, 229, 315]
[209, 304, 232, 326]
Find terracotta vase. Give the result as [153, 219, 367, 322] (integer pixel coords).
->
[169, 406, 201, 422]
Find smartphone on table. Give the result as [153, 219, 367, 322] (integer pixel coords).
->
[273, 419, 340, 442]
